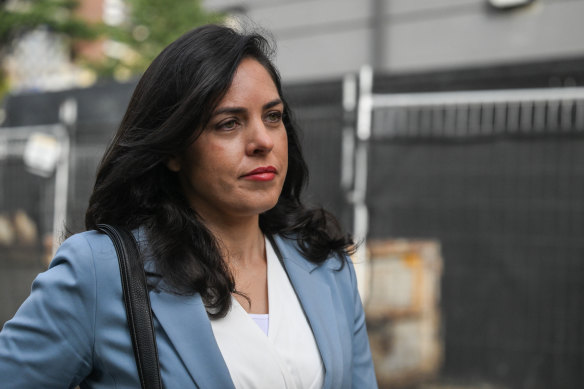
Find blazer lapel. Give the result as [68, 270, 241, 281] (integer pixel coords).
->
[271, 235, 344, 389]
[149, 290, 235, 389]
[136, 228, 233, 388]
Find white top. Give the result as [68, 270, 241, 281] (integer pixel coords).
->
[209, 237, 324, 389]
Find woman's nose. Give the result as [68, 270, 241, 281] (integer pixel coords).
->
[246, 119, 274, 155]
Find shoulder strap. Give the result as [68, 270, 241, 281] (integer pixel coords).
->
[97, 224, 162, 389]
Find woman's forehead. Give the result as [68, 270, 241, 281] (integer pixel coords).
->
[217, 59, 280, 107]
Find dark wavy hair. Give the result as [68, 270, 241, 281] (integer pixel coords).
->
[85, 24, 353, 318]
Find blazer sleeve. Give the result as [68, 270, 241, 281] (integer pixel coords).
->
[0, 234, 96, 388]
[347, 258, 379, 388]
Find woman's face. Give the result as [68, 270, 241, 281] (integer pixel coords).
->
[168, 58, 288, 223]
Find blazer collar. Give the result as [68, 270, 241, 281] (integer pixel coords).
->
[272, 235, 320, 273]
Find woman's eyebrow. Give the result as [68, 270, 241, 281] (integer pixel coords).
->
[212, 98, 283, 116]
[212, 106, 245, 116]
[263, 98, 283, 110]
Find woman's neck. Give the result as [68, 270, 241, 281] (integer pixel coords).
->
[202, 214, 265, 267]
[202, 214, 269, 314]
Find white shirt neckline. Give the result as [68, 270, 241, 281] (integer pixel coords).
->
[209, 236, 324, 389]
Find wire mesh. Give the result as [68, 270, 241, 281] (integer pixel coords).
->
[366, 88, 584, 388]
[0, 127, 60, 325]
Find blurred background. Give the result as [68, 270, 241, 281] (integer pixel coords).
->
[1, 0, 584, 388]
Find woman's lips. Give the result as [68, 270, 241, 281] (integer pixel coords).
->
[242, 166, 277, 181]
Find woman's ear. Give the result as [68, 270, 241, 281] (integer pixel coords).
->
[166, 157, 181, 172]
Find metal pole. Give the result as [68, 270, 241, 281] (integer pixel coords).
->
[353, 65, 373, 303]
[52, 99, 76, 255]
[341, 73, 357, 192]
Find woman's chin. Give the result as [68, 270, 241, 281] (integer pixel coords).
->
[233, 199, 280, 218]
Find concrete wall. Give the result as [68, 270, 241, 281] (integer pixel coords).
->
[203, 0, 584, 82]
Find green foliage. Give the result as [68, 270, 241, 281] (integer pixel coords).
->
[0, 0, 101, 97]
[0, 0, 224, 93]
[0, 0, 99, 52]
[90, 0, 224, 78]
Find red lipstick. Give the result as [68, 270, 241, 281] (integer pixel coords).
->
[242, 166, 277, 181]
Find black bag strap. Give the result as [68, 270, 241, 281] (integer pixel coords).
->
[97, 224, 162, 389]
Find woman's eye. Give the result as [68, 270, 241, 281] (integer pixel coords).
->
[218, 119, 238, 130]
[266, 111, 282, 123]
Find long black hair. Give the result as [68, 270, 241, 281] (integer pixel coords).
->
[85, 24, 353, 318]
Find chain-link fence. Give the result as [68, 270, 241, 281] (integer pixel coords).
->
[359, 83, 584, 388]
[0, 123, 70, 324]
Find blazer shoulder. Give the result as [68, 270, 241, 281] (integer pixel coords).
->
[50, 230, 120, 279]
[59, 229, 115, 253]
[272, 233, 352, 276]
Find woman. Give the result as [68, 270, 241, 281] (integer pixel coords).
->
[0, 25, 377, 388]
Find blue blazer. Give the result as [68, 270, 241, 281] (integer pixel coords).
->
[0, 230, 377, 388]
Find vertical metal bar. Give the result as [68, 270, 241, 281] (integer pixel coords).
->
[561, 99, 573, 131]
[420, 106, 431, 136]
[533, 101, 546, 132]
[357, 66, 373, 142]
[520, 101, 533, 133]
[354, 65, 373, 302]
[481, 103, 494, 135]
[469, 104, 481, 136]
[53, 99, 76, 255]
[507, 102, 520, 133]
[444, 105, 456, 136]
[341, 74, 357, 192]
[396, 107, 407, 137]
[575, 100, 584, 131]
[456, 104, 469, 136]
[494, 103, 507, 135]
[0, 133, 6, 208]
[547, 100, 559, 132]
[433, 106, 444, 136]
